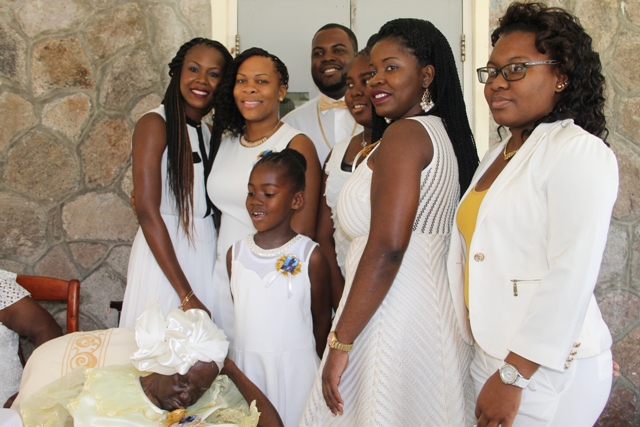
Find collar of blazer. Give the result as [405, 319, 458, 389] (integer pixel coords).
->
[463, 120, 569, 228]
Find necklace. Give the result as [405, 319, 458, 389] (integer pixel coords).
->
[361, 133, 367, 148]
[503, 139, 519, 161]
[316, 102, 358, 150]
[240, 121, 282, 148]
[358, 139, 381, 159]
[247, 233, 303, 257]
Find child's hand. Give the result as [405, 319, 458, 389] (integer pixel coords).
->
[322, 348, 349, 416]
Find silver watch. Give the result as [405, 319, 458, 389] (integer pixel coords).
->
[499, 363, 530, 388]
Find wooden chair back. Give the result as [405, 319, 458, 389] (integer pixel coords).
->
[15, 275, 80, 333]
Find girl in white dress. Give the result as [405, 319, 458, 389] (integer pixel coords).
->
[227, 149, 331, 427]
[208, 48, 321, 346]
[120, 39, 233, 326]
[316, 47, 374, 309]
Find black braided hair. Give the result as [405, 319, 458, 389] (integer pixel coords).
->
[253, 148, 307, 192]
[371, 18, 479, 194]
[163, 38, 233, 236]
[492, 2, 608, 142]
[211, 47, 289, 141]
[315, 23, 358, 52]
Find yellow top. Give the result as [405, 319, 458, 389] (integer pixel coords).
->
[456, 187, 488, 309]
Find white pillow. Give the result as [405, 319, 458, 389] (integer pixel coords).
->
[12, 327, 137, 410]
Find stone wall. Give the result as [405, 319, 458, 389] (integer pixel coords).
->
[490, 0, 640, 425]
[0, 0, 212, 331]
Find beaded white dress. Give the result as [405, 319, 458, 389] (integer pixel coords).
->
[230, 235, 319, 427]
[323, 136, 353, 277]
[207, 124, 302, 348]
[301, 116, 475, 426]
[0, 269, 30, 405]
[120, 106, 217, 327]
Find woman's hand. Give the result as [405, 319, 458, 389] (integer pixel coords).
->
[322, 348, 349, 416]
[475, 371, 522, 427]
[182, 295, 211, 317]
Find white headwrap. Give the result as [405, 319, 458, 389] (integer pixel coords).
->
[130, 304, 228, 375]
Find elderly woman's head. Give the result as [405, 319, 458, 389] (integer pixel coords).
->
[131, 305, 228, 411]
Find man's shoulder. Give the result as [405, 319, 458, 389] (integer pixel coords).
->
[282, 96, 319, 123]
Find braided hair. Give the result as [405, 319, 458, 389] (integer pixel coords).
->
[163, 38, 232, 236]
[254, 148, 307, 192]
[492, 2, 608, 142]
[212, 47, 289, 140]
[371, 18, 479, 194]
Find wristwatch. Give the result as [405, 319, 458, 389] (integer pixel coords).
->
[327, 331, 353, 352]
[499, 363, 530, 388]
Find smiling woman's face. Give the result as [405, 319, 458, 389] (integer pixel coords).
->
[369, 38, 430, 121]
[233, 55, 286, 125]
[149, 361, 219, 411]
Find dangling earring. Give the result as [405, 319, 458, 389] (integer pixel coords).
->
[384, 117, 392, 124]
[420, 88, 434, 113]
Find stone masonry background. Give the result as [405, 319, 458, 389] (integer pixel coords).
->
[0, 0, 638, 423]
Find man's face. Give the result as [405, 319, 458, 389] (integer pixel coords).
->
[311, 28, 356, 99]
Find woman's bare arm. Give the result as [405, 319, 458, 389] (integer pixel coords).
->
[132, 113, 208, 313]
[221, 358, 284, 427]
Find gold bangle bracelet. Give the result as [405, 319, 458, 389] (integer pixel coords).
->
[179, 290, 194, 310]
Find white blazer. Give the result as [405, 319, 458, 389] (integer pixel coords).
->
[447, 120, 618, 371]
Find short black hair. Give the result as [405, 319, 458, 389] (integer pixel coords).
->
[253, 148, 307, 192]
[314, 23, 358, 51]
[492, 2, 607, 141]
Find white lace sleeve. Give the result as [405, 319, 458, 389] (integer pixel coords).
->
[0, 269, 30, 310]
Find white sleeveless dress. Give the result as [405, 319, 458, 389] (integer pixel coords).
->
[230, 235, 319, 427]
[301, 116, 475, 426]
[323, 136, 352, 277]
[120, 106, 217, 327]
[207, 124, 302, 347]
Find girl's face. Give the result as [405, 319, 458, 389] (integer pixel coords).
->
[369, 38, 432, 121]
[484, 31, 566, 136]
[233, 56, 287, 125]
[345, 54, 373, 128]
[246, 163, 302, 233]
[179, 44, 226, 121]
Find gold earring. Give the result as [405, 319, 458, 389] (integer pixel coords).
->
[556, 82, 568, 90]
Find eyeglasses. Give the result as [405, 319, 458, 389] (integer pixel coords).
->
[476, 61, 559, 84]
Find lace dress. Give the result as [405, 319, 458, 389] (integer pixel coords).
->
[20, 365, 260, 427]
[301, 116, 475, 426]
[0, 269, 30, 405]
